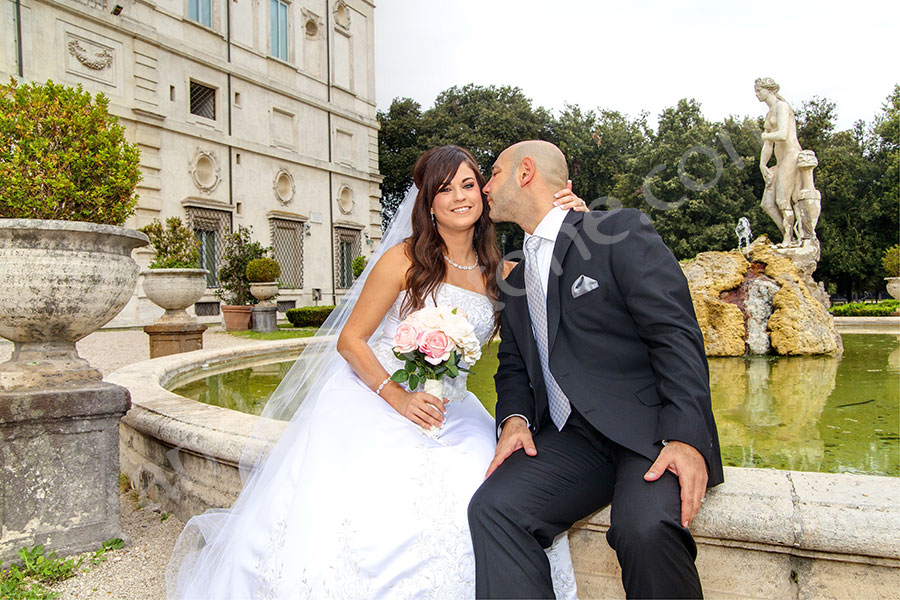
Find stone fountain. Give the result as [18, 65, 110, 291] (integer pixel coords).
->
[680, 79, 841, 357]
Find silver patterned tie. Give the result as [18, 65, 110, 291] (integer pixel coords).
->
[524, 235, 572, 430]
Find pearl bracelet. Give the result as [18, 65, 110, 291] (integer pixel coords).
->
[376, 376, 392, 396]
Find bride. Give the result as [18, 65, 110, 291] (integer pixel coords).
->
[168, 145, 588, 599]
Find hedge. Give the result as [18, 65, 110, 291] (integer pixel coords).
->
[829, 300, 899, 317]
[285, 305, 335, 327]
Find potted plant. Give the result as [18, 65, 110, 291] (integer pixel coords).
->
[883, 244, 900, 302]
[139, 217, 208, 324]
[0, 77, 146, 563]
[352, 255, 368, 280]
[0, 78, 148, 389]
[216, 226, 270, 330]
[247, 257, 281, 305]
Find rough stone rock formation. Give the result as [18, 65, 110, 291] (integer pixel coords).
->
[681, 236, 842, 356]
[682, 252, 748, 356]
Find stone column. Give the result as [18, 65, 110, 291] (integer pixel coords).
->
[0, 382, 130, 562]
[251, 304, 278, 333]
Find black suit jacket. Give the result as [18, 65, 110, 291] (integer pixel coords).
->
[494, 209, 724, 487]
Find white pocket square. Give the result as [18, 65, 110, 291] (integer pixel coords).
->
[571, 274, 600, 298]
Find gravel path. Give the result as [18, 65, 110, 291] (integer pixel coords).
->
[1, 326, 264, 599]
[51, 489, 185, 600]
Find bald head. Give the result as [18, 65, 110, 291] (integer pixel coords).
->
[485, 140, 571, 232]
[504, 140, 569, 191]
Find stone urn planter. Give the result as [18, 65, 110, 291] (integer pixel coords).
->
[0, 219, 148, 390]
[885, 277, 900, 302]
[221, 305, 253, 330]
[249, 282, 279, 333]
[142, 268, 209, 324]
[250, 282, 279, 305]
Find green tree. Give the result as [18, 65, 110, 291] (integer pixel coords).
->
[611, 99, 767, 259]
[376, 84, 898, 296]
[377, 84, 553, 251]
[420, 84, 552, 170]
[377, 97, 427, 220]
[796, 96, 837, 155]
[797, 89, 899, 296]
[546, 105, 650, 206]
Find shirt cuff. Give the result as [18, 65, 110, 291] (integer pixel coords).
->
[498, 414, 531, 438]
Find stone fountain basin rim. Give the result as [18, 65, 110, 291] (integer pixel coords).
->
[108, 337, 330, 465]
[107, 339, 900, 562]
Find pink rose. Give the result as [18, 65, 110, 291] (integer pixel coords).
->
[418, 329, 455, 365]
[393, 323, 420, 353]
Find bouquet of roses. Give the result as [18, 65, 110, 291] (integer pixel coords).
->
[390, 305, 482, 438]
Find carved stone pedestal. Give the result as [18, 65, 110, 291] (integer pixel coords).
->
[251, 304, 278, 333]
[0, 383, 130, 563]
[144, 322, 207, 359]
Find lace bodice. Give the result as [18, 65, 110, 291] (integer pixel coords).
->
[369, 283, 496, 401]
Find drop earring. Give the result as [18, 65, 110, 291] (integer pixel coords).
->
[430, 212, 436, 227]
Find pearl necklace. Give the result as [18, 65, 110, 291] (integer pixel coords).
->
[444, 255, 479, 271]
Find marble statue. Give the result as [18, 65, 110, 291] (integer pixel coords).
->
[755, 78, 821, 254]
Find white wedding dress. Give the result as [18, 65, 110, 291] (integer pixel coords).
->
[171, 283, 578, 600]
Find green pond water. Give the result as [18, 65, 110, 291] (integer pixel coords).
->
[171, 333, 899, 477]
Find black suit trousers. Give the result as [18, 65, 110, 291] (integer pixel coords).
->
[468, 410, 702, 599]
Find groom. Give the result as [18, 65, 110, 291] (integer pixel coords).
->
[470, 140, 724, 599]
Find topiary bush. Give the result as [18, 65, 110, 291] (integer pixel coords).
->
[0, 78, 141, 225]
[140, 217, 200, 268]
[285, 305, 335, 327]
[216, 226, 271, 306]
[246, 257, 281, 283]
[883, 245, 900, 278]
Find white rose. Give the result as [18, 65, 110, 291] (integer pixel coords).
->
[460, 340, 481, 365]
[441, 315, 475, 345]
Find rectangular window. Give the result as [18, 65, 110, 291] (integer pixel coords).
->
[334, 227, 360, 289]
[195, 229, 218, 287]
[189, 81, 216, 120]
[188, 0, 212, 28]
[186, 207, 230, 288]
[270, 218, 304, 288]
[270, 0, 289, 61]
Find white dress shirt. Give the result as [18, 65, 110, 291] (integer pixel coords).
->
[523, 207, 570, 315]
[499, 207, 570, 436]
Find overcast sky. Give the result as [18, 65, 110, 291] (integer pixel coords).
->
[374, 0, 899, 131]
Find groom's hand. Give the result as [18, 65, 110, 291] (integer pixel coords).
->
[643, 441, 708, 528]
[485, 417, 536, 479]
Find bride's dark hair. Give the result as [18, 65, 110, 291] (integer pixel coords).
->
[402, 145, 502, 316]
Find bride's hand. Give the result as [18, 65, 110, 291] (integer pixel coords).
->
[391, 391, 448, 430]
[553, 180, 589, 212]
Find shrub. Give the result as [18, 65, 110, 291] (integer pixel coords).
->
[215, 226, 270, 306]
[352, 255, 368, 279]
[829, 300, 899, 317]
[883, 245, 900, 278]
[246, 257, 281, 283]
[0, 78, 141, 225]
[286, 305, 335, 327]
[140, 217, 200, 268]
